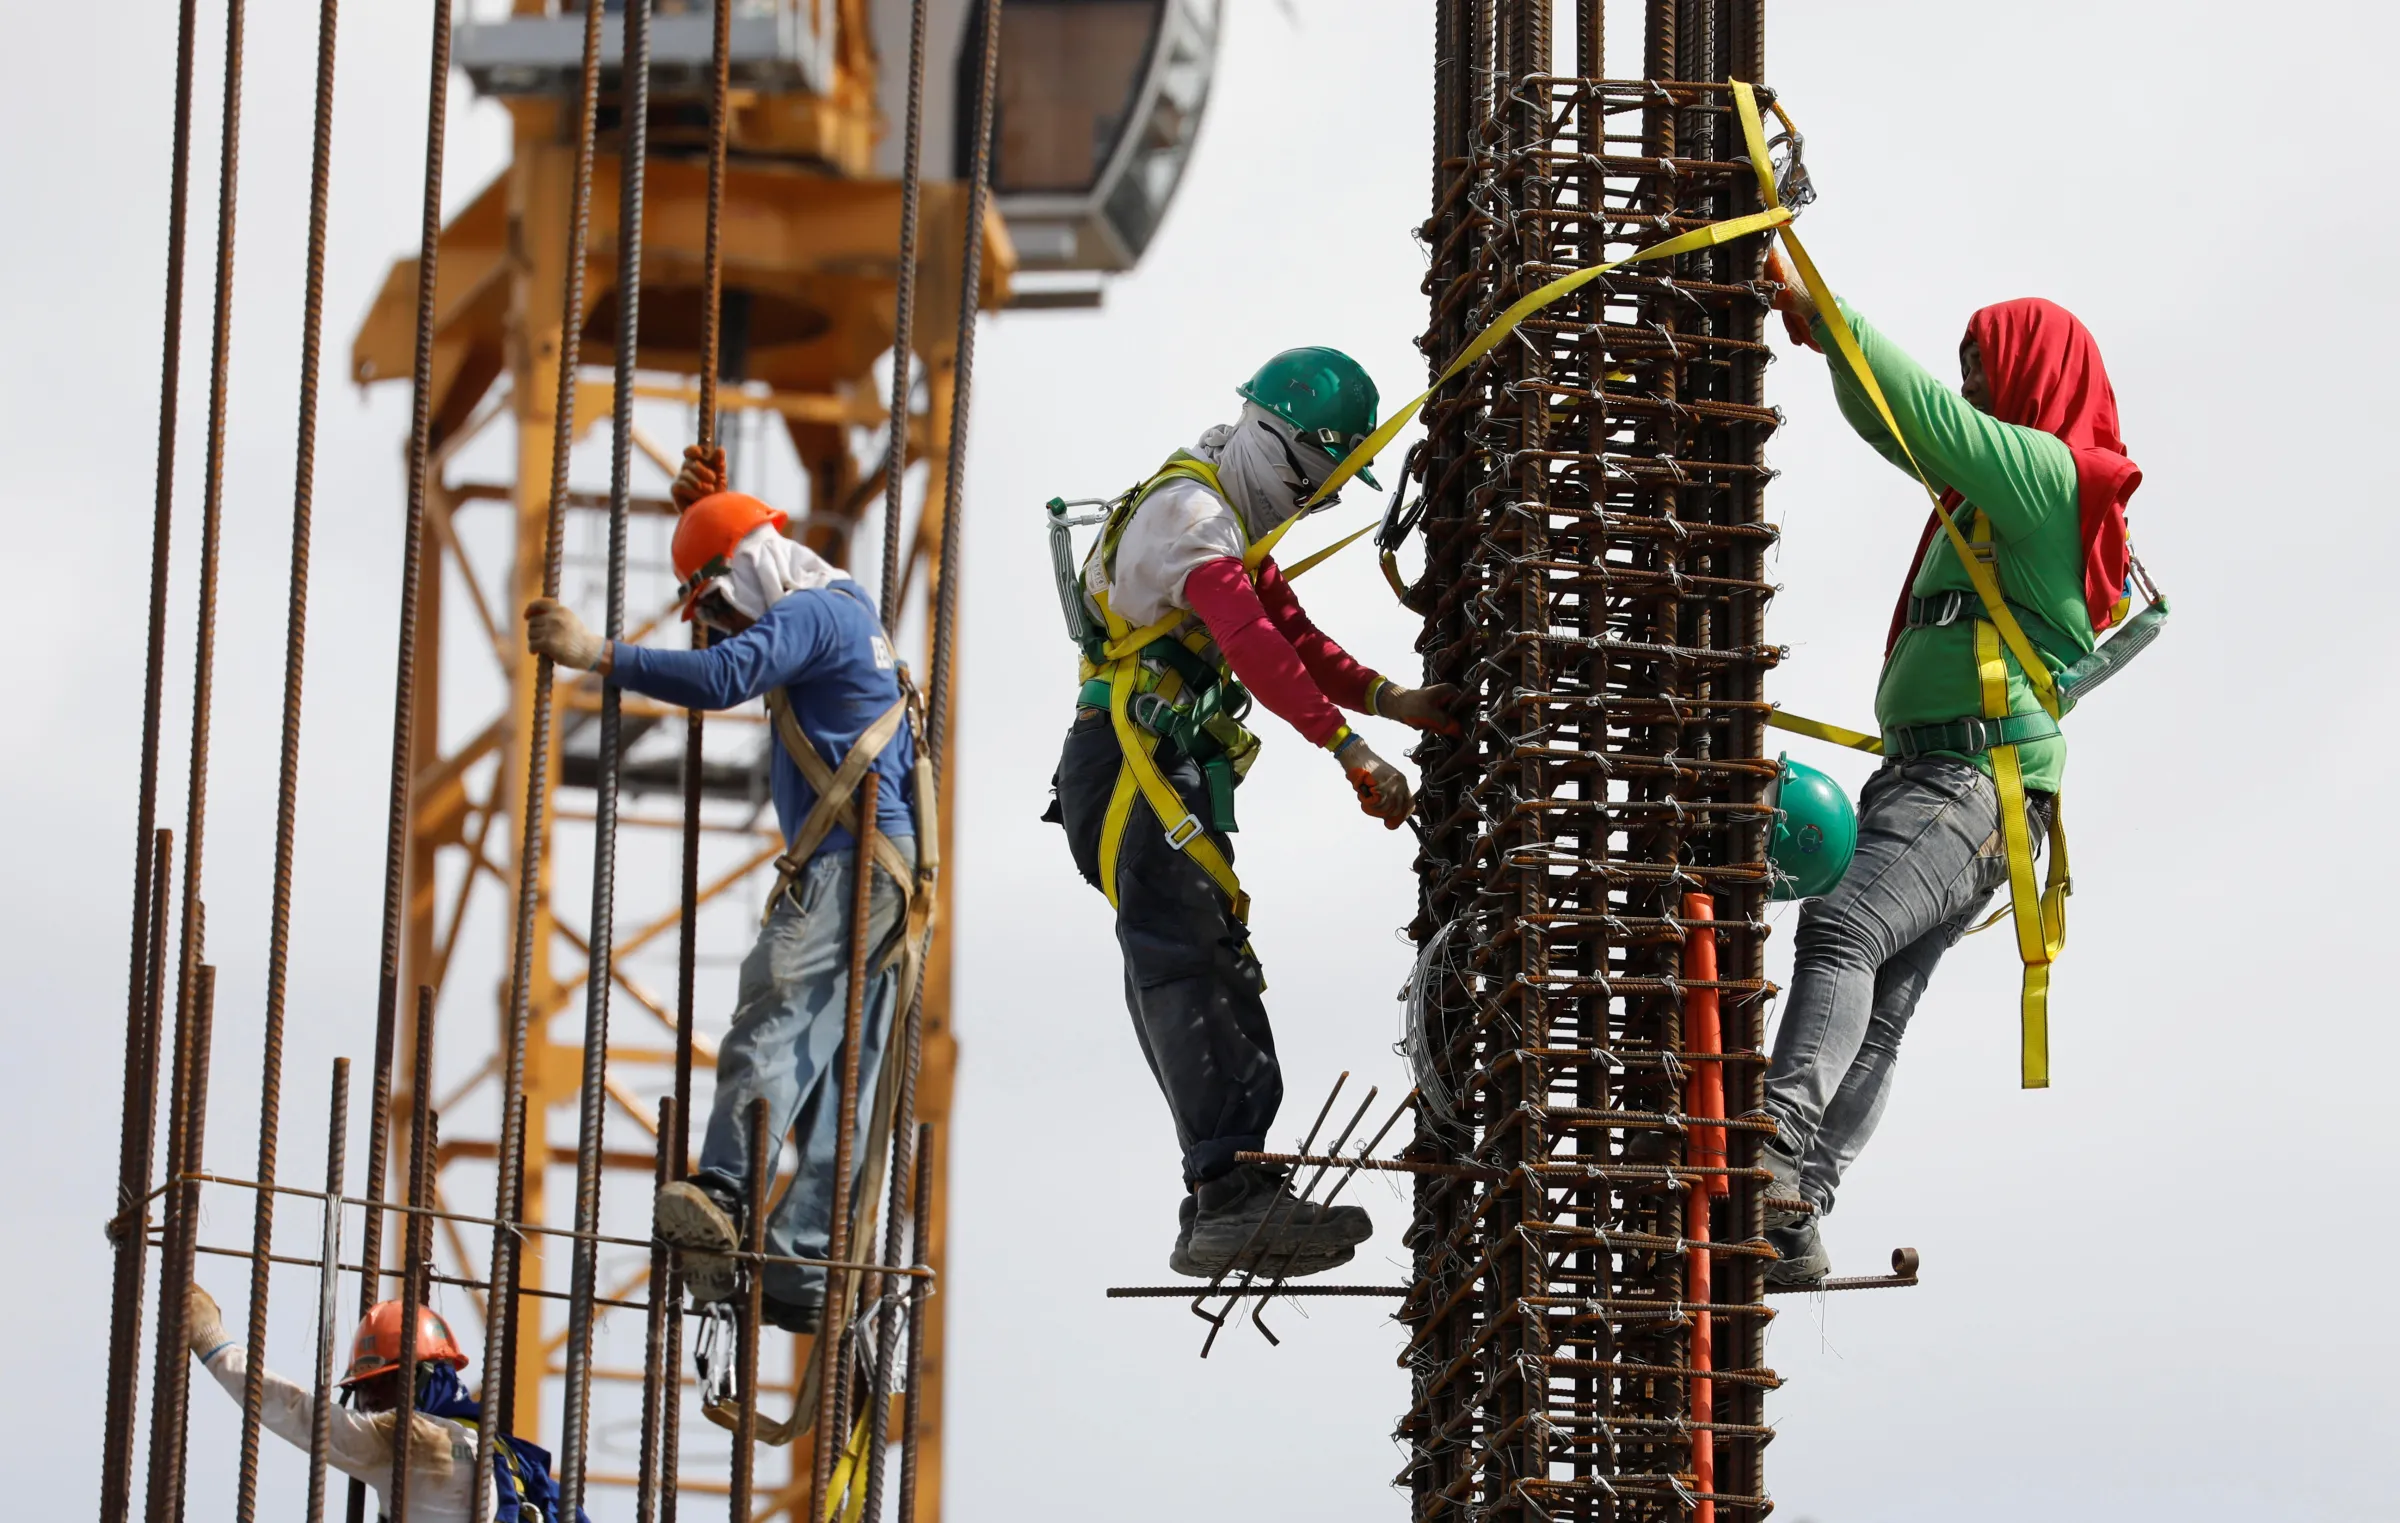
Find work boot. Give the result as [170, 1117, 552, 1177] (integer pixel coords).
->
[656, 1177, 743, 1252]
[1764, 1218, 1831, 1289]
[1167, 1165, 1372, 1280]
[657, 1178, 744, 1305]
[1759, 1142, 1813, 1233]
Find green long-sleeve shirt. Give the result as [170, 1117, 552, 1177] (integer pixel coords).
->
[1809, 301, 2093, 793]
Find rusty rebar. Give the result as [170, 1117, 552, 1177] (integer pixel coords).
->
[635, 1097, 677, 1523]
[232, 3, 341, 1516]
[875, 0, 932, 626]
[303, 1058, 350, 1523]
[102, 828, 172, 1523]
[896, 1121, 935, 1523]
[731, 1096, 770, 1521]
[143, 962, 214, 1523]
[359, 19, 456, 1523]
[557, 1, 653, 1509]
[812, 771, 883, 1509]
[1398, 23, 1782, 1521]
[387, 987, 437, 1523]
[481, 0, 604, 1502]
[102, 0, 204, 1493]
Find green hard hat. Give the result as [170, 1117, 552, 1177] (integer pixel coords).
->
[1767, 753, 1857, 902]
[1237, 346, 1381, 489]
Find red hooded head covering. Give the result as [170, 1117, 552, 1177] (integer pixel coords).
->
[1885, 297, 2142, 653]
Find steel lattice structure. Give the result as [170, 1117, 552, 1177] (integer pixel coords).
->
[1397, 4, 1781, 1519]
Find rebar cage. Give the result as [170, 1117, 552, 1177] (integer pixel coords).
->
[1397, 4, 1781, 1519]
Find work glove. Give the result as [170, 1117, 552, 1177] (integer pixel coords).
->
[1375, 681, 1464, 736]
[1763, 247, 1823, 353]
[525, 596, 607, 671]
[1336, 734, 1412, 829]
[185, 1284, 227, 1358]
[672, 444, 727, 511]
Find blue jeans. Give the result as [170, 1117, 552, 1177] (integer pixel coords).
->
[1762, 760, 2051, 1215]
[695, 838, 915, 1307]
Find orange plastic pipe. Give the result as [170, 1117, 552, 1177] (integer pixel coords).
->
[1681, 892, 1724, 1518]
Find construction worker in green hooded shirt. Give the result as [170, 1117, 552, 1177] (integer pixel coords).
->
[1045, 347, 1459, 1279]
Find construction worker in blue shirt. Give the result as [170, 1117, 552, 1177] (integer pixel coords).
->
[526, 447, 923, 1336]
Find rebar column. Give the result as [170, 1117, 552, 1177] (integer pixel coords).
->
[1398, 5, 1781, 1520]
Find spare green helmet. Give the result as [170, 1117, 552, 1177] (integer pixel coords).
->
[1767, 753, 1856, 901]
[1237, 347, 1381, 489]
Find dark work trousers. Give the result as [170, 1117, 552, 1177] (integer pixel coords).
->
[1050, 711, 1281, 1186]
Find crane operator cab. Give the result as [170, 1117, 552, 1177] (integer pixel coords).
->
[457, 0, 1220, 293]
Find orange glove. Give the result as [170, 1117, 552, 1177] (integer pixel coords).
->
[1763, 247, 1823, 353]
[1336, 734, 1412, 829]
[672, 444, 728, 511]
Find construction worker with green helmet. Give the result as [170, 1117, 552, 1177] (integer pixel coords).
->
[1043, 345, 1459, 1279]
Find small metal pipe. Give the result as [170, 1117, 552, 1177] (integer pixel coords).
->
[558, 1, 652, 1510]
[730, 1096, 769, 1521]
[304, 1058, 350, 1523]
[812, 772, 882, 1508]
[896, 1122, 935, 1523]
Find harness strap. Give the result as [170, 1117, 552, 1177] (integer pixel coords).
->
[762, 690, 916, 931]
[1882, 710, 2060, 760]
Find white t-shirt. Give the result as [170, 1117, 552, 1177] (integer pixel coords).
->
[200, 1344, 502, 1522]
[1081, 475, 1247, 629]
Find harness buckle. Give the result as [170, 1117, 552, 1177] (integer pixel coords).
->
[1163, 813, 1205, 850]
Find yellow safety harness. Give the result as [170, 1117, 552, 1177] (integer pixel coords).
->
[1081, 453, 1289, 926]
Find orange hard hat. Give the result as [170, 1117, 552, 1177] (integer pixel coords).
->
[338, 1301, 470, 1387]
[671, 491, 788, 621]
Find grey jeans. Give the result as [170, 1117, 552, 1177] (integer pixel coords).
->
[1762, 758, 2052, 1215]
[695, 837, 915, 1307]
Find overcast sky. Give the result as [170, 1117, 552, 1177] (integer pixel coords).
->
[6, 1, 2395, 1519]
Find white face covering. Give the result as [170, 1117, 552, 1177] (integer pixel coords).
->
[1194, 402, 1340, 542]
[717, 524, 851, 622]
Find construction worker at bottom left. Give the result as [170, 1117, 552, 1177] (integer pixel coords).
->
[525, 443, 928, 1342]
[183, 1282, 587, 1522]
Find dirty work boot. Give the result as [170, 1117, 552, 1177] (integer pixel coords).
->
[1759, 1142, 1814, 1233]
[1168, 1165, 1372, 1280]
[657, 1178, 744, 1305]
[1764, 1217, 1831, 1288]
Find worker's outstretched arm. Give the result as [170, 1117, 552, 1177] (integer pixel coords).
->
[1182, 559, 1411, 826]
[185, 1286, 463, 1488]
[527, 589, 843, 707]
[1809, 299, 2076, 542]
[1252, 559, 1465, 735]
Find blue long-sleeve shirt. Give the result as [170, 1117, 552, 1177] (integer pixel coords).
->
[610, 580, 916, 859]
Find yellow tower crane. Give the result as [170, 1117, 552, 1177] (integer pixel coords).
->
[346, 2, 1219, 1515]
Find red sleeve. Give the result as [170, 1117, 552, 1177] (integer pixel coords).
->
[1251, 558, 1381, 712]
[1181, 558, 1348, 748]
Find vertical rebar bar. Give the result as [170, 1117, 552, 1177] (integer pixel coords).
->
[482, 0, 605, 1504]
[359, 17, 457, 1521]
[558, 9, 652, 1508]
[102, 0, 203, 1489]
[896, 1122, 935, 1523]
[304, 1059, 350, 1523]
[730, 1096, 770, 1521]
[812, 771, 883, 1509]
[635, 1097, 676, 1523]
[143, 960, 215, 1523]
[387, 986, 437, 1523]
[926, 0, 1003, 771]
[103, 828, 173, 1523]
[875, 0, 932, 626]
[232, 3, 340, 1516]
[496, 1096, 529, 1439]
